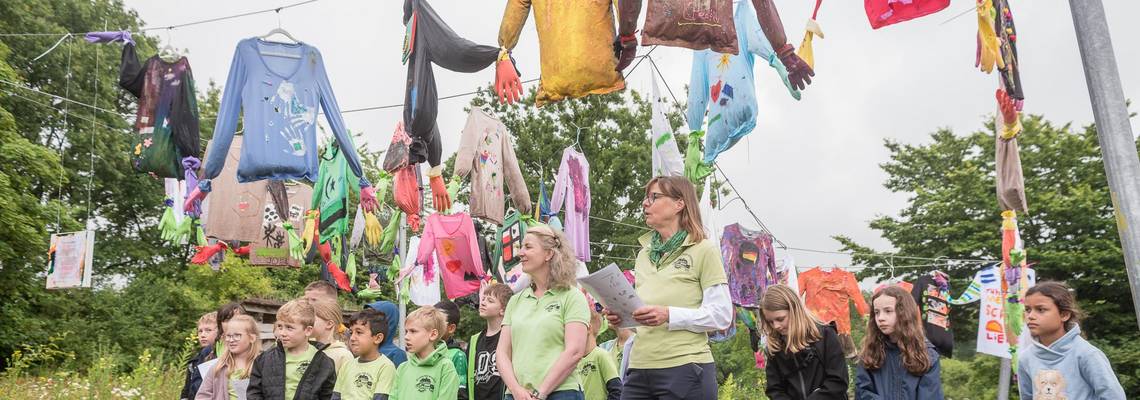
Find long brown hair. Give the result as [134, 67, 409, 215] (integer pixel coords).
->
[215, 315, 261, 379]
[525, 225, 578, 291]
[1025, 281, 1085, 331]
[644, 176, 705, 242]
[760, 285, 821, 354]
[860, 286, 930, 375]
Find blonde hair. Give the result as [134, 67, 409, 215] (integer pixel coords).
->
[525, 225, 578, 290]
[406, 306, 447, 341]
[761, 285, 822, 354]
[644, 176, 705, 242]
[215, 315, 261, 379]
[309, 300, 344, 332]
[198, 311, 218, 326]
[277, 299, 316, 327]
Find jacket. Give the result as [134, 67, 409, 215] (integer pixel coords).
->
[196, 362, 252, 400]
[765, 324, 848, 400]
[1017, 325, 1126, 400]
[391, 342, 460, 400]
[855, 341, 944, 400]
[181, 345, 214, 400]
[367, 301, 409, 367]
[248, 341, 336, 400]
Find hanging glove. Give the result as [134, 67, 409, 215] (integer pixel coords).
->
[495, 50, 523, 104]
[173, 217, 194, 245]
[379, 210, 402, 254]
[364, 211, 383, 247]
[976, 0, 1003, 73]
[427, 166, 451, 213]
[996, 88, 1022, 139]
[345, 251, 357, 288]
[234, 245, 251, 257]
[183, 187, 208, 215]
[768, 55, 801, 101]
[158, 198, 177, 241]
[360, 185, 379, 213]
[325, 260, 351, 291]
[613, 32, 638, 72]
[447, 178, 460, 200]
[194, 218, 208, 246]
[190, 241, 229, 265]
[775, 44, 814, 91]
[283, 222, 304, 261]
[302, 210, 319, 253]
[797, 18, 823, 71]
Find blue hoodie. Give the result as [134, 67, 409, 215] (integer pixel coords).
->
[1017, 324, 1125, 400]
[366, 300, 409, 367]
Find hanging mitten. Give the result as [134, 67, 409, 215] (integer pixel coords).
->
[976, 0, 1004, 73]
[283, 222, 304, 261]
[190, 241, 228, 265]
[357, 288, 384, 302]
[387, 255, 401, 282]
[364, 211, 383, 247]
[379, 210, 402, 254]
[684, 130, 715, 184]
[302, 210, 319, 253]
[427, 166, 451, 213]
[182, 157, 202, 218]
[495, 50, 523, 104]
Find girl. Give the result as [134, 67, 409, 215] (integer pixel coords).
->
[760, 284, 848, 400]
[213, 302, 246, 357]
[855, 286, 943, 399]
[1018, 281, 1125, 399]
[497, 225, 590, 400]
[196, 315, 261, 400]
[309, 299, 354, 372]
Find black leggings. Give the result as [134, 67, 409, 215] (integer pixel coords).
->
[620, 363, 718, 400]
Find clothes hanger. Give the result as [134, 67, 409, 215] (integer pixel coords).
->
[568, 122, 586, 152]
[159, 28, 180, 62]
[259, 8, 302, 59]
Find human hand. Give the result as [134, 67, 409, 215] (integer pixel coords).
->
[603, 308, 623, 327]
[633, 305, 669, 326]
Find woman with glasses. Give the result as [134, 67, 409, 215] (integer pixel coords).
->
[197, 314, 262, 400]
[604, 175, 732, 399]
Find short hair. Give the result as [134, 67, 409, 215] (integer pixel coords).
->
[277, 299, 316, 327]
[406, 306, 447, 338]
[305, 281, 338, 298]
[198, 311, 218, 326]
[484, 283, 513, 309]
[309, 299, 343, 328]
[434, 300, 461, 326]
[348, 308, 389, 338]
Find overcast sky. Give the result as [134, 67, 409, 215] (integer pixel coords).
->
[121, 0, 1138, 272]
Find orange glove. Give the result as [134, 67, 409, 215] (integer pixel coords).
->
[495, 51, 522, 104]
[427, 166, 451, 213]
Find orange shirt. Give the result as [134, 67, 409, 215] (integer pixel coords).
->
[797, 267, 869, 335]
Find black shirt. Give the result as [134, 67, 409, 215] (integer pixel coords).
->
[472, 331, 504, 400]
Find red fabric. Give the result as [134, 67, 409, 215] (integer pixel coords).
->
[798, 267, 870, 334]
[393, 164, 422, 231]
[864, 0, 950, 29]
[234, 245, 251, 257]
[190, 242, 228, 264]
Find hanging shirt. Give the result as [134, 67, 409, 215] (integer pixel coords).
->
[797, 267, 869, 335]
[405, 236, 442, 306]
[416, 212, 486, 299]
[650, 67, 685, 178]
[201, 136, 269, 243]
[551, 147, 591, 262]
[453, 108, 532, 225]
[312, 142, 358, 243]
[200, 38, 368, 193]
[775, 253, 799, 294]
[911, 270, 954, 358]
[686, 0, 789, 164]
[719, 223, 777, 308]
[119, 42, 200, 178]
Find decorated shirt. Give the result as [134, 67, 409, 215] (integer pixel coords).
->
[797, 267, 869, 335]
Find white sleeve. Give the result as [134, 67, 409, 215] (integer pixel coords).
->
[666, 284, 734, 333]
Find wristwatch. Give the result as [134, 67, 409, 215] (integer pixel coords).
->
[530, 389, 547, 400]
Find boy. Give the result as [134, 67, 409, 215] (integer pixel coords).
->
[575, 310, 621, 400]
[365, 300, 408, 367]
[334, 308, 397, 400]
[180, 311, 218, 400]
[467, 284, 510, 400]
[249, 299, 337, 400]
[305, 280, 340, 304]
[391, 307, 460, 400]
[433, 300, 468, 399]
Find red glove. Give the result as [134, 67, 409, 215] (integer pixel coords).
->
[183, 187, 208, 215]
[495, 54, 522, 104]
[429, 174, 451, 213]
[614, 33, 638, 72]
[996, 89, 1017, 125]
[776, 44, 814, 91]
[360, 185, 379, 213]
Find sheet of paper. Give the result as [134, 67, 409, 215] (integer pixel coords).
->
[576, 263, 643, 328]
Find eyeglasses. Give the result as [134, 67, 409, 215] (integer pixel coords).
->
[643, 192, 674, 205]
[223, 333, 246, 341]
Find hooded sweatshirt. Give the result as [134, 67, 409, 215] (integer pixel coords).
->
[367, 301, 409, 367]
[391, 342, 460, 400]
[1017, 325, 1125, 400]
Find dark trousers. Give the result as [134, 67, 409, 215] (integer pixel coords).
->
[620, 363, 717, 400]
[506, 390, 584, 400]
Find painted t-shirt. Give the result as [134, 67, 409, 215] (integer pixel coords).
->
[416, 212, 486, 299]
[720, 223, 777, 308]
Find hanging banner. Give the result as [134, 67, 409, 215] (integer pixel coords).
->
[46, 230, 95, 289]
[973, 264, 1010, 358]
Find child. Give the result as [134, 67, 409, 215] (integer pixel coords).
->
[366, 300, 408, 367]
[598, 327, 634, 381]
[1018, 281, 1125, 399]
[334, 308, 397, 400]
[391, 306, 460, 400]
[467, 284, 511, 400]
[855, 286, 944, 399]
[182, 312, 219, 400]
[214, 302, 247, 357]
[434, 300, 468, 399]
[575, 310, 621, 400]
[197, 315, 262, 400]
[760, 284, 848, 399]
[310, 299, 354, 372]
[248, 299, 337, 400]
[305, 280, 340, 304]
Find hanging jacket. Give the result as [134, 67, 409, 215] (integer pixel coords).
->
[453, 108, 531, 224]
[551, 147, 591, 262]
[720, 223, 777, 308]
[119, 42, 200, 178]
[200, 38, 369, 193]
[248, 341, 336, 400]
[864, 0, 950, 29]
[798, 267, 870, 335]
[366, 301, 409, 367]
[765, 323, 849, 400]
[390, 342, 461, 400]
[855, 341, 944, 400]
[417, 213, 486, 299]
[401, 0, 498, 168]
[909, 271, 954, 357]
[1017, 325, 1126, 400]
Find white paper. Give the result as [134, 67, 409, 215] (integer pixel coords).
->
[197, 358, 218, 380]
[576, 263, 643, 328]
[46, 230, 95, 289]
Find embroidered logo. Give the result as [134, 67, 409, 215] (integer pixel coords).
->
[672, 255, 693, 271]
[577, 361, 597, 377]
[416, 376, 436, 392]
[296, 360, 311, 376]
[545, 303, 561, 313]
[354, 372, 374, 389]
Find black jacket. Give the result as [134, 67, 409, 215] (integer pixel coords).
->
[765, 323, 849, 400]
[248, 341, 336, 400]
[180, 345, 214, 400]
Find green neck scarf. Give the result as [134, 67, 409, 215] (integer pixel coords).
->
[649, 231, 688, 264]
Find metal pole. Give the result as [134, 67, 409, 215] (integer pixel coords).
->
[1069, 0, 1140, 331]
[998, 358, 1011, 400]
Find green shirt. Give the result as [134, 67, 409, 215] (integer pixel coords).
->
[334, 355, 397, 400]
[630, 235, 727, 369]
[285, 344, 318, 400]
[391, 342, 460, 400]
[445, 347, 467, 393]
[229, 369, 246, 400]
[502, 286, 590, 393]
[576, 347, 618, 400]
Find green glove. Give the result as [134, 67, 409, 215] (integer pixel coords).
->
[684, 130, 715, 184]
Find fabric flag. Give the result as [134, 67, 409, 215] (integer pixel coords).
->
[650, 67, 684, 178]
[970, 264, 1010, 358]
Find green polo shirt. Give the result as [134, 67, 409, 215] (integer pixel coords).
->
[502, 285, 590, 393]
[629, 234, 727, 369]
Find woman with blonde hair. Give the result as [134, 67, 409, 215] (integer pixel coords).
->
[497, 225, 590, 400]
[760, 284, 848, 399]
[603, 175, 733, 399]
[197, 314, 261, 400]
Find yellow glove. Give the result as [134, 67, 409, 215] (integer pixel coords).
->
[797, 19, 824, 71]
[364, 211, 382, 247]
[976, 0, 1004, 73]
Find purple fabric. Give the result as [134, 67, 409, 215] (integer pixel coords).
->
[551, 147, 591, 262]
[84, 31, 133, 45]
[182, 157, 201, 217]
[720, 223, 777, 308]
